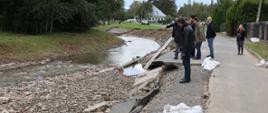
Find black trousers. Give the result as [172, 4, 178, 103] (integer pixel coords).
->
[237, 40, 244, 54]
[182, 54, 191, 81]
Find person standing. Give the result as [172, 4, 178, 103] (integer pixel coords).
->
[166, 17, 179, 38]
[236, 24, 246, 55]
[206, 16, 216, 58]
[177, 18, 195, 83]
[189, 15, 197, 58]
[166, 17, 183, 59]
[194, 18, 206, 59]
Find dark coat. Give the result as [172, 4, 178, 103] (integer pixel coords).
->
[166, 22, 177, 37]
[182, 25, 195, 55]
[174, 24, 183, 47]
[236, 29, 246, 41]
[206, 21, 216, 39]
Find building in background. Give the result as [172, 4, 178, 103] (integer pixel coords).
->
[148, 5, 167, 23]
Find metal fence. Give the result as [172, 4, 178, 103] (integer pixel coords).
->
[247, 21, 268, 40]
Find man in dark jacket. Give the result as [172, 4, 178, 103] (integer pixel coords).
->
[189, 15, 197, 58]
[206, 16, 216, 58]
[166, 17, 178, 38]
[166, 18, 182, 59]
[177, 18, 195, 83]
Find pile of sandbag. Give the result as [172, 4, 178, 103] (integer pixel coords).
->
[250, 37, 260, 43]
[202, 57, 220, 71]
[256, 59, 268, 68]
[163, 103, 203, 113]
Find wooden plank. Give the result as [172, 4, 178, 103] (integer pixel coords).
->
[133, 67, 163, 87]
[84, 101, 118, 112]
[144, 37, 173, 69]
[120, 57, 142, 68]
[154, 51, 202, 65]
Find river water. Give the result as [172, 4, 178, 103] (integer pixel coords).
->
[0, 36, 160, 87]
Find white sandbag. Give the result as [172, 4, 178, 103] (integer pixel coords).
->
[163, 103, 203, 113]
[256, 59, 266, 67]
[265, 62, 268, 68]
[202, 57, 220, 71]
[250, 37, 260, 43]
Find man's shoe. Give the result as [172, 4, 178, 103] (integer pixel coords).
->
[180, 79, 191, 84]
[174, 57, 178, 59]
[211, 55, 214, 59]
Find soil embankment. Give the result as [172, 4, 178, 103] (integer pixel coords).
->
[0, 29, 123, 64]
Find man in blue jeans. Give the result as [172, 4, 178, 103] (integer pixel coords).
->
[206, 16, 216, 58]
[177, 18, 195, 84]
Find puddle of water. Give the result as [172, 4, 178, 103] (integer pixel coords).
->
[123, 64, 146, 76]
[108, 36, 160, 66]
[70, 35, 160, 66]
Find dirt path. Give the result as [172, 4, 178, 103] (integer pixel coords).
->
[141, 66, 210, 113]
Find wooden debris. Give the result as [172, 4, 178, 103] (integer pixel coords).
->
[144, 37, 173, 69]
[84, 101, 119, 112]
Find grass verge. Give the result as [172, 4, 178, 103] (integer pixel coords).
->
[95, 23, 162, 31]
[246, 41, 268, 60]
[0, 29, 122, 63]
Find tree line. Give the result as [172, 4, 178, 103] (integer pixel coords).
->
[177, 0, 268, 36]
[0, 0, 124, 34]
[225, 0, 268, 36]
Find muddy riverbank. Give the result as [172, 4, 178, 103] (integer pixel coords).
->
[0, 28, 212, 113]
[0, 30, 164, 112]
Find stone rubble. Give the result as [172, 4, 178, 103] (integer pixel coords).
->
[0, 65, 134, 113]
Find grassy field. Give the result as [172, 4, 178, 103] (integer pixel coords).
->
[0, 29, 122, 63]
[95, 23, 162, 31]
[246, 41, 268, 60]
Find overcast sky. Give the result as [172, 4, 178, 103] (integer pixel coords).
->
[124, 0, 213, 9]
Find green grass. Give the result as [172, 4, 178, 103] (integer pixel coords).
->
[246, 41, 268, 60]
[95, 23, 162, 31]
[0, 29, 122, 62]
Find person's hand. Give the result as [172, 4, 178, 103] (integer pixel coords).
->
[181, 53, 185, 59]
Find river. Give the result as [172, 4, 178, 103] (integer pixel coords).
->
[0, 35, 160, 87]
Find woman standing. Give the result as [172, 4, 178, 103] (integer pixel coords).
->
[194, 17, 206, 59]
[236, 24, 246, 55]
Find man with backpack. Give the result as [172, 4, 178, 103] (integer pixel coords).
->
[193, 17, 206, 59]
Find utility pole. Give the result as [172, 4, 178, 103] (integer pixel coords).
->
[211, 0, 214, 6]
[256, 0, 263, 23]
[188, 0, 191, 16]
